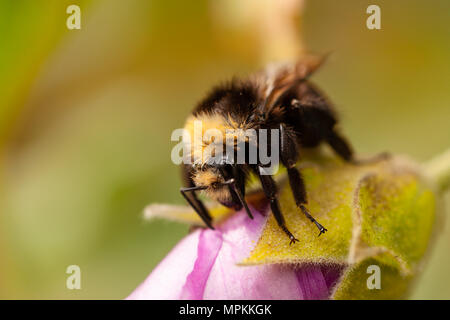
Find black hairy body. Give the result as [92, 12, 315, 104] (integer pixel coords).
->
[180, 58, 356, 244]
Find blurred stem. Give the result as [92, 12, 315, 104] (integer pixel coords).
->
[424, 148, 450, 194]
[257, 0, 305, 63]
[214, 0, 305, 64]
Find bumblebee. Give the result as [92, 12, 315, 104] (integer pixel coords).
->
[180, 58, 358, 244]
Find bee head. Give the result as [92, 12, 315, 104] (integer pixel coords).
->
[191, 165, 240, 209]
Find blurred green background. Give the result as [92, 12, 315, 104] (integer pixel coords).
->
[0, 0, 449, 299]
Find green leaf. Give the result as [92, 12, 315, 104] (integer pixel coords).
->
[242, 154, 437, 299]
[332, 257, 413, 300]
[146, 152, 438, 299]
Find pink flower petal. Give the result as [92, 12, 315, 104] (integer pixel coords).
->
[127, 206, 345, 300]
[295, 264, 345, 300]
[203, 208, 303, 299]
[126, 229, 201, 300]
[180, 229, 223, 299]
[295, 265, 329, 300]
[321, 264, 345, 291]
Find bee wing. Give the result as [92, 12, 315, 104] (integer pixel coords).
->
[261, 55, 328, 112]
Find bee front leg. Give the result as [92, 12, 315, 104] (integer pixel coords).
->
[181, 165, 214, 228]
[180, 187, 214, 229]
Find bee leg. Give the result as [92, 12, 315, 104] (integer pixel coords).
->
[256, 168, 298, 245]
[287, 167, 328, 236]
[221, 178, 254, 219]
[180, 186, 214, 229]
[325, 129, 354, 162]
[235, 189, 253, 219]
[326, 130, 390, 165]
[181, 165, 213, 228]
[280, 124, 327, 236]
[231, 165, 253, 219]
[217, 166, 253, 219]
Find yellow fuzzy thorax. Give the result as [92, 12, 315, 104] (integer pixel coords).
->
[183, 113, 254, 165]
